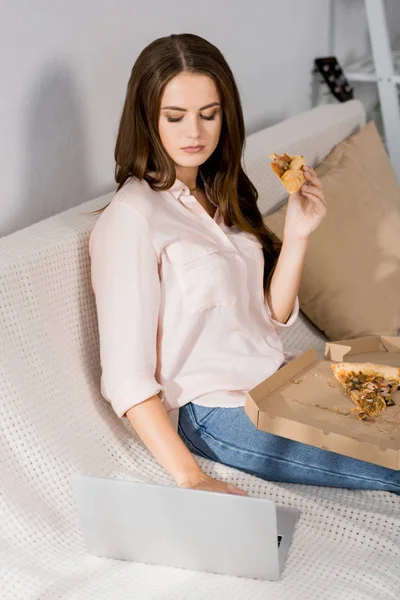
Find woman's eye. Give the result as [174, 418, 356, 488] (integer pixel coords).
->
[167, 116, 183, 123]
[166, 112, 217, 123]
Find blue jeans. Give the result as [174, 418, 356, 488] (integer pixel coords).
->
[178, 402, 400, 495]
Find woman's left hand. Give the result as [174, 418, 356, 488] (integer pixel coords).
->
[283, 165, 327, 242]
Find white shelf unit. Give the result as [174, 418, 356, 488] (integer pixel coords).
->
[343, 0, 400, 182]
[345, 50, 400, 83]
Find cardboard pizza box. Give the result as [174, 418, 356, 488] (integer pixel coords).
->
[245, 336, 400, 470]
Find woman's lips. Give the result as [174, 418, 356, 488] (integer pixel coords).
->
[181, 146, 205, 153]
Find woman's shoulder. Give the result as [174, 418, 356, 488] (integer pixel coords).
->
[89, 177, 160, 254]
[111, 176, 162, 221]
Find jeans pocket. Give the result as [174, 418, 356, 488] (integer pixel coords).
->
[190, 404, 221, 428]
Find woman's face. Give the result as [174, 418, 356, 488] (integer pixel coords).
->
[158, 72, 222, 169]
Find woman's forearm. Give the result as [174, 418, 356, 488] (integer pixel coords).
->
[125, 395, 203, 486]
[266, 235, 308, 324]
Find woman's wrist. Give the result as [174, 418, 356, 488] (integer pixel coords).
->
[282, 228, 310, 247]
[175, 468, 208, 488]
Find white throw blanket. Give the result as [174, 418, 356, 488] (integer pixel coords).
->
[1, 247, 399, 600]
[1, 417, 399, 599]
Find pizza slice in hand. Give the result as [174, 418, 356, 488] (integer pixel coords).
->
[269, 152, 306, 193]
[331, 362, 400, 420]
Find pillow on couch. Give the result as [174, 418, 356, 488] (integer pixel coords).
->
[263, 120, 400, 340]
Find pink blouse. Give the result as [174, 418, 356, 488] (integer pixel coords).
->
[89, 175, 299, 430]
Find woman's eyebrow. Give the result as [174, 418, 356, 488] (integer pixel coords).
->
[160, 102, 221, 111]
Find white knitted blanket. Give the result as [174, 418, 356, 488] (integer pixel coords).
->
[1, 101, 399, 599]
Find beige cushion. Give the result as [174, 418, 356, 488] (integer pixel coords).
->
[263, 121, 400, 340]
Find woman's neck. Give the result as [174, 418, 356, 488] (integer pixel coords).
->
[175, 166, 199, 191]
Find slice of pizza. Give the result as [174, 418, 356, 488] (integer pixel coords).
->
[331, 362, 400, 420]
[269, 153, 306, 193]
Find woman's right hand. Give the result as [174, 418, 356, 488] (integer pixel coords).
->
[178, 471, 248, 496]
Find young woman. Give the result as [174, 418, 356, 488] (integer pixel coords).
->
[89, 33, 400, 496]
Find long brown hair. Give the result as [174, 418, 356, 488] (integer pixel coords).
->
[89, 33, 282, 290]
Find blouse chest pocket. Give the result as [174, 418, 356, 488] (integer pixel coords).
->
[164, 240, 237, 314]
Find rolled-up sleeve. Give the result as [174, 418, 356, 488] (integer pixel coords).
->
[265, 295, 300, 333]
[89, 199, 163, 418]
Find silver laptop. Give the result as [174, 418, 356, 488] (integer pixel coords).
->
[71, 474, 299, 581]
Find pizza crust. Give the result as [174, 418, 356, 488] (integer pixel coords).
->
[269, 153, 306, 193]
[332, 362, 400, 382]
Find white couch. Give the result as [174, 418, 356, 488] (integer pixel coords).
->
[1, 99, 399, 600]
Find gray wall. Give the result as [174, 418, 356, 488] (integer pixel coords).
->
[0, 0, 397, 237]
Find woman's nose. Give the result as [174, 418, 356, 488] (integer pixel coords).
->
[185, 115, 201, 140]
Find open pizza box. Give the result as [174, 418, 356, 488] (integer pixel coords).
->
[245, 336, 400, 470]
